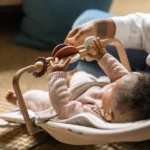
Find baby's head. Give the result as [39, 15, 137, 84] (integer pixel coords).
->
[102, 72, 150, 123]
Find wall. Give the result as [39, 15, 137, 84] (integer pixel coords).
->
[110, 0, 150, 15]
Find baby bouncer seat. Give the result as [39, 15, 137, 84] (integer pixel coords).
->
[0, 37, 150, 145]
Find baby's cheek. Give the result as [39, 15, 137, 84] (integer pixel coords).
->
[102, 88, 113, 108]
[102, 96, 110, 112]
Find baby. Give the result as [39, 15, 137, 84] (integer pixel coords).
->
[5, 37, 150, 123]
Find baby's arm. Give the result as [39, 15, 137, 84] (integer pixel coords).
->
[87, 37, 129, 82]
[98, 53, 129, 82]
[48, 58, 83, 119]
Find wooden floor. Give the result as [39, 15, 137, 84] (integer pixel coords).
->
[110, 0, 150, 15]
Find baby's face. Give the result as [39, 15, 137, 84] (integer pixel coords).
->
[102, 72, 141, 123]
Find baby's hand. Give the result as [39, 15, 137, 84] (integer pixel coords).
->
[87, 37, 107, 61]
[48, 57, 72, 72]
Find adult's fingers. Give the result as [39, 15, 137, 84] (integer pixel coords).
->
[65, 28, 88, 47]
[64, 28, 79, 43]
[68, 28, 79, 38]
[66, 33, 88, 47]
[65, 31, 81, 46]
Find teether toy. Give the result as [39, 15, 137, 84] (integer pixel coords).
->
[84, 36, 95, 61]
[32, 57, 49, 77]
[30, 37, 131, 78]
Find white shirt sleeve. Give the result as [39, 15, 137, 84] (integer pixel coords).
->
[111, 13, 150, 54]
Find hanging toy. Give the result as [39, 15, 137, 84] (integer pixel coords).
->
[31, 36, 131, 78]
[32, 57, 49, 77]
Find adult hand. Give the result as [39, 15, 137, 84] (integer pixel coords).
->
[65, 19, 115, 47]
[65, 21, 98, 47]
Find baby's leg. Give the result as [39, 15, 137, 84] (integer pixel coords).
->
[5, 90, 51, 112]
[69, 71, 97, 89]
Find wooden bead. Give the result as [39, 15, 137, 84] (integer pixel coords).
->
[34, 61, 44, 73]
[84, 36, 95, 61]
[84, 36, 94, 49]
[52, 43, 68, 56]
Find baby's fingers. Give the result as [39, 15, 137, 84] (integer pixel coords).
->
[93, 38, 100, 50]
[59, 59, 64, 64]
[47, 66, 52, 71]
[54, 57, 59, 63]
[50, 61, 54, 67]
[88, 45, 97, 55]
[97, 37, 104, 49]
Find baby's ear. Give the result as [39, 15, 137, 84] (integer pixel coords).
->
[104, 110, 113, 121]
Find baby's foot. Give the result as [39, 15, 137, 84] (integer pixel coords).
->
[5, 90, 17, 105]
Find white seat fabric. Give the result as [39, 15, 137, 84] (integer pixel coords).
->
[0, 110, 150, 145]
